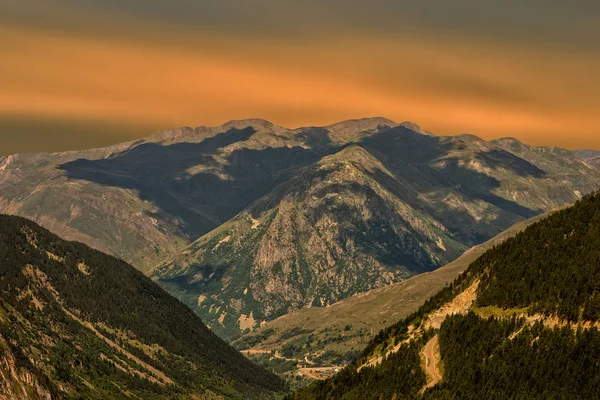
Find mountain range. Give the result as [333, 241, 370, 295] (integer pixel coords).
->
[2, 118, 600, 342]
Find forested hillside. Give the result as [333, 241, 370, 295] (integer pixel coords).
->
[473, 193, 600, 321]
[290, 193, 600, 399]
[0, 215, 284, 399]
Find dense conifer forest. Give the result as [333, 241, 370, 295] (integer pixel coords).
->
[428, 312, 600, 399]
[472, 193, 600, 321]
[290, 313, 600, 399]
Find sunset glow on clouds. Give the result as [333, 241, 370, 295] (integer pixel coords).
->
[1, 0, 599, 154]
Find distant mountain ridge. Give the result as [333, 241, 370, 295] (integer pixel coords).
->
[0, 117, 396, 273]
[2, 118, 600, 341]
[0, 214, 284, 399]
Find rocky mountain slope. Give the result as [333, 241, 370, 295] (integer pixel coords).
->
[152, 125, 600, 339]
[291, 192, 600, 399]
[0, 215, 284, 399]
[233, 210, 553, 383]
[2, 118, 600, 342]
[574, 149, 600, 169]
[0, 118, 395, 273]
[154, 143, 467, 339]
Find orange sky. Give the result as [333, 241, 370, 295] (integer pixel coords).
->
[1, 1, 599, 154]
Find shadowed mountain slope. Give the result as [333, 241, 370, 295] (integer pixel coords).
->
[0, 118, 395, 272]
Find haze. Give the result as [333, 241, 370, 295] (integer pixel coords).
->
[1, 0, 599, 154]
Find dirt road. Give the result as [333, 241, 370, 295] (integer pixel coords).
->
[240, 349, 272, 355]
[423, 335, 442, 389]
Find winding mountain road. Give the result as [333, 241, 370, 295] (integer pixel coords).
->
[423, 335, 442, 390]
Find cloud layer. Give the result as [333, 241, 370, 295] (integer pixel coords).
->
[1, 1, 599, 154]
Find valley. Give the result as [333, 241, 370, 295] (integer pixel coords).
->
[3, 1, 599, 398]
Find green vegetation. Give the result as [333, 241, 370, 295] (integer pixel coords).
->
[473, 193, 600, 321]
[249, 353, 299, 376]
[0, 215, 285, 399]
[235, 328, 278, 350]
[429, 312, 600, 399]
[288, 336, 429, 400]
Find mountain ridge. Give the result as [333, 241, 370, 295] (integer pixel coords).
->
[0, 214, 285, 399]
[0, 117, 402, 273]
[574, 149, 600, 170]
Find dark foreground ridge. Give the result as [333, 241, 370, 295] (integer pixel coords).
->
[0, 214, 285, 399]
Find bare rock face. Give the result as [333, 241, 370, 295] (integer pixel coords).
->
[0, 349, 52, 400]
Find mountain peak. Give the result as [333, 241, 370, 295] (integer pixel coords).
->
[456, 133, 486, 143]
[137, 117, 401, 148]
[398, 121, 432, 135]
[316, 117, 397, 143]
[493, 136, 527, 145]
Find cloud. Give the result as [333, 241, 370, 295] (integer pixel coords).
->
[1, 1, 599, 153]
[0, 114, 151, 155]
[4, 1, 599, 46]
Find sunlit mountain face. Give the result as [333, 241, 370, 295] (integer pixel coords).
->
[1, 0, 600, 155]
